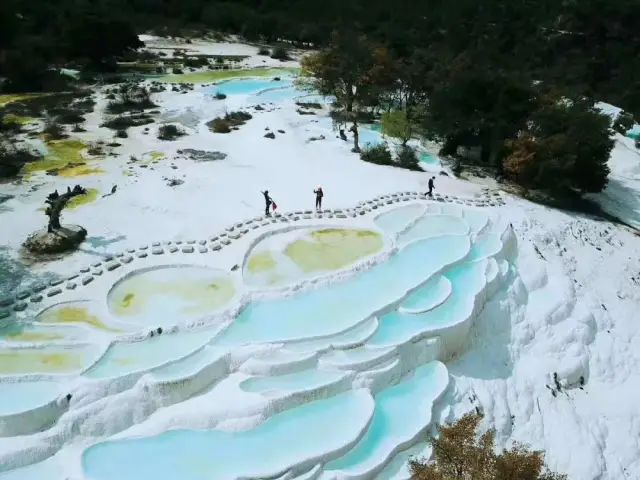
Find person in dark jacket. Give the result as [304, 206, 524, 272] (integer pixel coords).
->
[262, 190, 272, 216]
[428, 177, 435, 196]
[314, 186, 324, 210]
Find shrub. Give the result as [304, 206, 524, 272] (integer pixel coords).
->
[296, 102, 322, 110]
[503, 99, 614, 194]
[157, 124, 185, 140]
[409, 413, 566, 480]
[172, 67, 184, 74]
[361, 144, 393, 166]
[0, 140, 39, 178]
[396, 146, 422, 171]
[72, 124, 87, 133]
[184, 57, 208, 68]
[206, 111, 252, 133]
[214, 91, 227, 100]
[52, 109, 85, 125]
[116, 129, 128, 138]
[208, 118, 231, 133]
[258, 47, 270, 56]
[271, 45, 291, 61]
[613, 111, 634, 135]
[101, 113, 154, 130]
[42, 120, 66, 140]
[106, 84, 156, 114]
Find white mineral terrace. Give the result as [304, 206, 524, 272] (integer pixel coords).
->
[0, 37, 639, 480]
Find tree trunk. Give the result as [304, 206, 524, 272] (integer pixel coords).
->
[352, 121, 360, 153]
[45, 186, 86, 233]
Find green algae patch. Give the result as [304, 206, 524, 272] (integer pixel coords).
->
[0, 93, 51, 108]
[160, 67, 299, 84]
[285, 229, 383, 273]
[0, 345, 96, 375]
[246, 251, 277, 274]
[67, 188, 99, 209]
[2, 114, 36, 126]
[38, 305, 121, 332]
[22, 139, 104, 178]
[108, 267, 236, 323]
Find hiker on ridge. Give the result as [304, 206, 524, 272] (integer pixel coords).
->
[314, 186, 324, 211]
[428, 176, 435, 196]
[262, 190, 273, 216]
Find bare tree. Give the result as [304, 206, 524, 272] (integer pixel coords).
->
[45, 185, 86, 232]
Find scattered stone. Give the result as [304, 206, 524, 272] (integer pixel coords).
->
[198, 240, 206, 245]
[0, 310, 10, 319]
[121, 255, 133, 264]
[137, 251, 148, 258]
[277, 129, 285, 134]
[176, 149, 227, 162]
[264, 132, 276, 139]
[182, 246, 194, 253]
[66, 282, 77, 290]
[67, 274, 79, 281]
[152, 242, 160, 247]
[166, 178, 184, 187]
[47, 288, 62, 297]
[169, 246, 178, 253]
[175, 240, 183, 245]
[210, 243, 221, 251]
[229, 232, 241, 240]
[30, 295, 43, 303]
[152, 247, 164, 255]
[13, 302, 27, 312]
[16, 291, 30, 301]
[127, 249, 136, 254]
[106, 262, 121, 271]
[198, 247, 208, 253]
[139, 245, 148, 250]
[0, 298, 13, 308]
[221, 239, 231, 245]
[82, 276, 94, 286]
[231, 264, 239, 271]
[93, 269, 103, 276]
[33, 284, 48, 292]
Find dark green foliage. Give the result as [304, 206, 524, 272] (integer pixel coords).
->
[116, 129, 128, 138]
[360, 144, 393, 166]
[101, 114, 154, 130]
[613, 111, 634, 135]
[258, 47, 270, 56]
[206, 111, 252, 133]
[42, 120, 66, 140]
[296, 102, 322, 110]
[105, 85, 156, 114]
[396, 146, 422, 171]
[0, 141, 39, 178]
[504, 99, 613, 194]
[158, 124, 185, 140]
[271, 45, 290, 61]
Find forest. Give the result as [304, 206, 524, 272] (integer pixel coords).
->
[1, 0, 638, 194]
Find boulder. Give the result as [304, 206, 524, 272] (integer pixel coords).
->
[24, 225, 87, 254]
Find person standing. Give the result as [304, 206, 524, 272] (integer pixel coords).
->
[428, 176, 435, 196]
[314, 186, 324, 211]
[262, 190, 272, 216]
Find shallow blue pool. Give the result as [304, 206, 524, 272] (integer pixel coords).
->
[207, 78, 293, 97]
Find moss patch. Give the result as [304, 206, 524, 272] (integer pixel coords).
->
[2, 114, 36, 126]
[109, 268, 236, 319]
[246, 251, 277, 273]
[0, 346, 94, 374]
[22, 139, 104, 178]
[39, 305, 120, 332]
[67, 188, 99, 209]
[160, 67, 298, 85]
[285, 229, 383, 273]
[0, 93, 51, 108]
